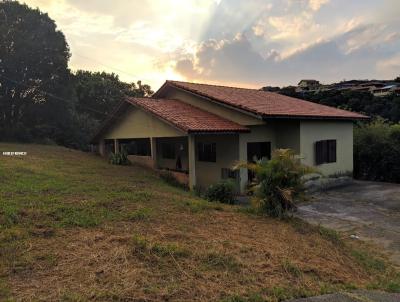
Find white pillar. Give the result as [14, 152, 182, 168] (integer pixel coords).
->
[99, 140, 105, 156]
[238, 134, 247, 194]
[114, 139, 119, 154]
[150, 137, 158, 169]
[188, 134, 196, 190]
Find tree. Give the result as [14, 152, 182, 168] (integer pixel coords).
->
[73, 71, 153, 122]
[0, 0, 72, 141]
[234, 149, 313, 218]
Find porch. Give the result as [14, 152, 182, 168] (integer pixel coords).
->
[99, 131, 279, 194]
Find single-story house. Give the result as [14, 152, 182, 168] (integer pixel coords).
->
[91, 80, 368, 193]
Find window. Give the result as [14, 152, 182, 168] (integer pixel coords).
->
[221, 168, 238, 180]
[162, 143, 175, 159]
[198, 142, 216, 162]
[315, 139, 336, 165]
[247, 142, 271, 162]
[246, 142, 271, 182]
[119, 138, 151, 156]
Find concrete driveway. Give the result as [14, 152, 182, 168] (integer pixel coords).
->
[297, 181, 400, 265]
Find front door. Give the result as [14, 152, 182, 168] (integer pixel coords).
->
[247, 142, 271, 182]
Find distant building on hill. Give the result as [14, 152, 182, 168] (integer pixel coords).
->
[297, 79, 320, 91]
[372, 84, 400, 97]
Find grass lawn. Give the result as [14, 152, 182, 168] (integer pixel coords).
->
[0, 143, 399, 301]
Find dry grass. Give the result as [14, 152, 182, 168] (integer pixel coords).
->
[0, 143, 398, 301]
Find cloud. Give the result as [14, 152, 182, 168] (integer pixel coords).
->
[174, 21, 400, 86]
[23, 0, 400, 89]
[309, 0, 329, 11]
[377, 53, 400, 77]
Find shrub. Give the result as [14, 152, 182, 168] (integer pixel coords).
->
[235, 149, 312, 218]
[109, 149, 129, 165]
[354, 119, 400, 182]
[204, 180, 235, 204]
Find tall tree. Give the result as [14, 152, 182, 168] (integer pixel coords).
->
[0, 0, 72, 141]
[73, 70, 153, 122]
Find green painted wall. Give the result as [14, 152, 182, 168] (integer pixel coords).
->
[300, 120, 353, 175]
[274, 120, 300, 153]
[194, 134, 239, 189]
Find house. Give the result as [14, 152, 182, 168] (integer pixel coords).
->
[91, 80, 368, 193]
[297, 79, 320, 91]
[372, 84, 400, 97]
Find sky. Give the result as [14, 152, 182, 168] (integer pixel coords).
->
[24, 0, 400, 89]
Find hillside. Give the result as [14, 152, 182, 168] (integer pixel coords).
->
[0, 143, 398, 301]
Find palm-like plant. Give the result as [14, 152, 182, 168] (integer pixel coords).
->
[234, 149, 313, 218]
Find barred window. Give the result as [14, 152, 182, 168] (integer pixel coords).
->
[198, 142, 216, 162]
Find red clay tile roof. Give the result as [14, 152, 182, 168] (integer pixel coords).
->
[126, 97, 249, 133]
[157, 80, 368, 120]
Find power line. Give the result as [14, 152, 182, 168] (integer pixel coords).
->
[0, 73, 128, 121]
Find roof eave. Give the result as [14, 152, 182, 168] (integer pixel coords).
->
[262, 114, 370, 121]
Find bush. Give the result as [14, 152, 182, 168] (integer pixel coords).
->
[109, 150, 129, 165]
[354, 119, 400, 182]
[204, 180, 235, 204]
[235, 149, 312, 218]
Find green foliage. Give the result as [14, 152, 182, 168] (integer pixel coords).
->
[0, 1, 72, 143]
[201, 251, 241, 272]
[126, 207, 152, 221]
[74, 71, 153, 122]
[279, 88, 400, 123]
[204, 180, 235, 204]
[109, 150, 129, 165]
[0, 2, 153, 150]
[281, 259, 302, 278]
[350, 249, 386, 272]
[131, 234, 190, 258]
[318, 226, 342, 245]
[236, 149, 311, 218]
[354, 119, 400, 182]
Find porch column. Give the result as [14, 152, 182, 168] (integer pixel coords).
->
[99, 140, 105, 156]
[114, 139, 119, 154]
[150, 137, 158, 169]
[188, 134, 196, 189]
[238, 134, 247, 194]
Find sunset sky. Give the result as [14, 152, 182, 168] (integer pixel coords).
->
[24, 0, 400, 89]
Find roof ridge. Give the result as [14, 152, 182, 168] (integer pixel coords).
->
[167, 80, 263, 92]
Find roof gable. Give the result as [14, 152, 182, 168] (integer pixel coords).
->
[155, 80, 368, 120]
[127, 97, 249, 133]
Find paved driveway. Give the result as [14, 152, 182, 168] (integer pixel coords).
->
[297, 181, 400, 265]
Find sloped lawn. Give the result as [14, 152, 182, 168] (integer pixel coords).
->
[0, 143, 398, 301]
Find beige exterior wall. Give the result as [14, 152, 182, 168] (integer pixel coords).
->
[274, 120, 300, 153]
[237, 124, 277, 192]
[163, 88, 264, 126]
[103, 107, 184, 139]
[300, 120, 353, 175]
[194, 134, 239, 189]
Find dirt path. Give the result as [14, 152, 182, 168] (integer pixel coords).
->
[297, 181, 400, 265]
